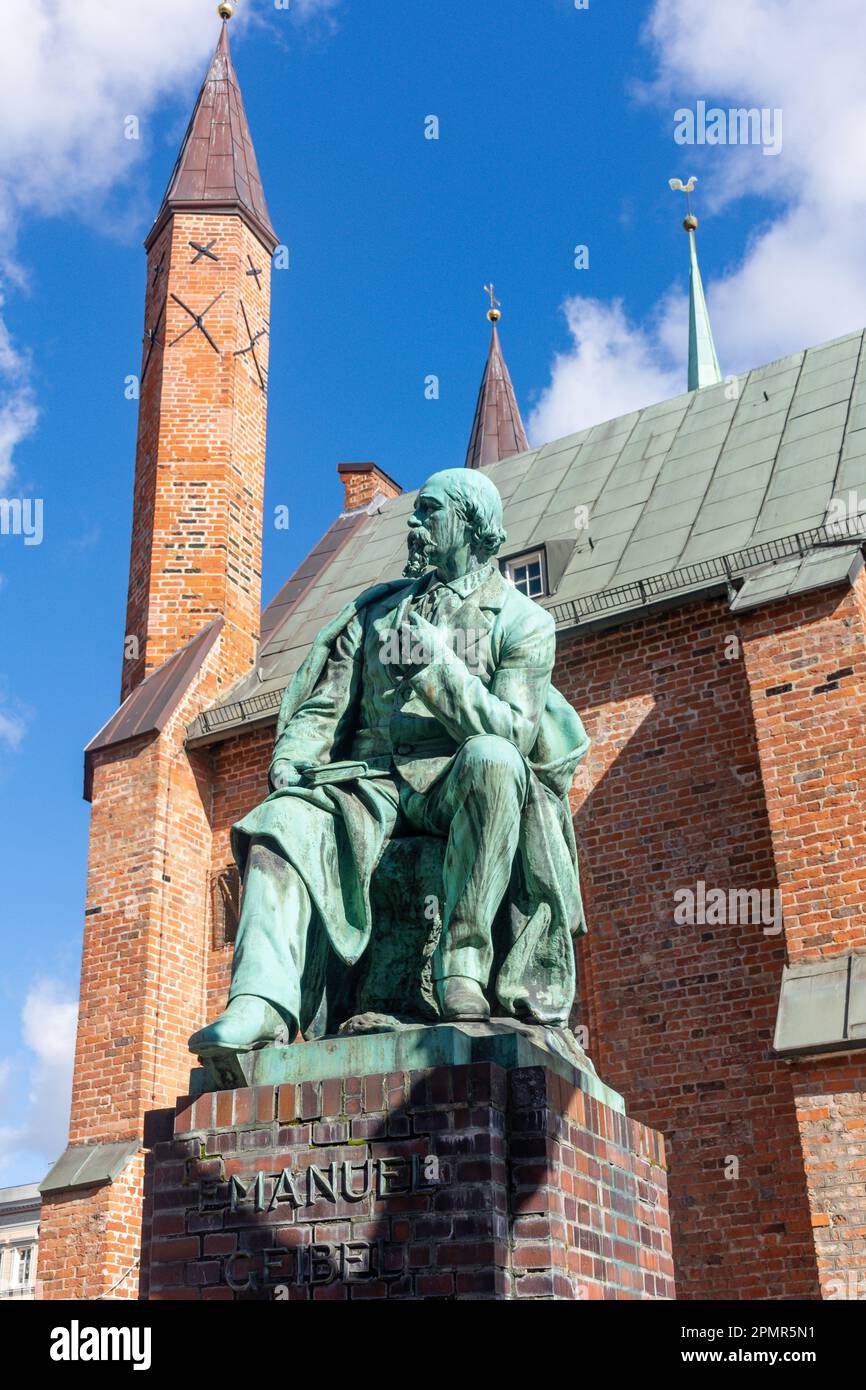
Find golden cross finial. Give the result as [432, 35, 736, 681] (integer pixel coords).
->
[483, 283, 501, 323]
[669, 175, 699, 231]
[217, 2, 236, 19]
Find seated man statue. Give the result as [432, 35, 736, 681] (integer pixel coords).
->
[190, 467, 590, 1057]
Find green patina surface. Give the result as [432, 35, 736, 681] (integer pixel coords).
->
[687, 226, 722, 392]
[189, 1020, 625, 1114]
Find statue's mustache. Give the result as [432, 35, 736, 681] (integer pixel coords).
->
[403, 526, 433, 577]
[407, 526, 432, 553]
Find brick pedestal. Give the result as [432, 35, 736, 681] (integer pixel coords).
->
[146, 1062, 674, 1300]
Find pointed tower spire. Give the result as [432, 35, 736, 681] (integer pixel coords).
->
[124, 10, 277, 698]
[146, 12, 277, 253]
[464, 285, 530, 469]
[669, 177, 721, 391]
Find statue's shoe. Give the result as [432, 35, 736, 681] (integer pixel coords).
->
[440, 978, 491, 1022]
[188, 995, 286, 1057]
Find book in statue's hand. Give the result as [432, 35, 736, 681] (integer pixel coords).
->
[301, 760, 386, 787]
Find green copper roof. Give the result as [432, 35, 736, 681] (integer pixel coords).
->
[188, 327, 866, 744]
[687, 228, 722, 391]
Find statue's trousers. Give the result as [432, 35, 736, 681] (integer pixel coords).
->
[229, 735, 532, 1030]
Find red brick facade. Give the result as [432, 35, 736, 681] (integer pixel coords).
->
[123, 210, 272, 700]
[563, 576, 866, 1298]
[40, 197, 275, 1297]
[741, 580, 866, 959]
[145, 1063, 674, 1301]
[39, 1151, 145, 1301]
[337, 462, 403, 512]
[740, 575, 866, 1297]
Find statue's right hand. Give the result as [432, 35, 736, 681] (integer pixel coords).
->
[269, 758, 301, 791]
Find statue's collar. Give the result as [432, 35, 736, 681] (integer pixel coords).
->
[415, 559, 498, 605]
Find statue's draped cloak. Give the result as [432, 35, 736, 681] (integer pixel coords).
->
[232, 576, 590, 1026]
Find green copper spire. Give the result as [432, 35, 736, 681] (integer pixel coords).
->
[669, 177, 721, 392]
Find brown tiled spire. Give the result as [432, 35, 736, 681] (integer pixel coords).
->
[146, 20, 277, 252]
[464, 286, 530, 469]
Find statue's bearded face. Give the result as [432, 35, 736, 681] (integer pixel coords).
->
[404, 485, 468, 578]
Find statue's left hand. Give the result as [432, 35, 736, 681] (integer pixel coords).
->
[269, 758, 302, 791]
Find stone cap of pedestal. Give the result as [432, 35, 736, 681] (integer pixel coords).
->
[39, 1138, 140, 1196]
[188, 1020, 625, 1115]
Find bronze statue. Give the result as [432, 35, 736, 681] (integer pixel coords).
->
[190, 468, 589, 1056]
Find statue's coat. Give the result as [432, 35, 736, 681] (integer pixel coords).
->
[232, 566, 590, 1026]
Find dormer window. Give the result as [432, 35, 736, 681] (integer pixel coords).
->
[504, 550, 546, 598]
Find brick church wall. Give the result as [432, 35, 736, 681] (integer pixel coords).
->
[39, 1151, 146, 1301]
[559, 593, 819, 1299]
[40, 650, 223, 1299]
[740, 569, 866, 1294]
[793, 1054, 866, 1299]
[741, 573, 866, 960]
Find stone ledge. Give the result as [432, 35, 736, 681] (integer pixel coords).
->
[189, 1020, 624, 1114]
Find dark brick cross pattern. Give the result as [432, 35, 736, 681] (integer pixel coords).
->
[169, 291, 225, 353]
[141, 300, 166, 382]
[234, 299, 268, 393]
[189, 239, 219, 265]
[150, 250, 166, 288]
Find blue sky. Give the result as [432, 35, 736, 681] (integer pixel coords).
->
[1, 0, 863, 1183]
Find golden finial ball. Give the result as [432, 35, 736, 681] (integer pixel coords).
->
[683, 213, 698, 231]
[487, 308, 501, 322]
[217, 2, 235, 19]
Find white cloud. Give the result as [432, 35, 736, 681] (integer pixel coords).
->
[0, 0, 219, 482]
[530, 297, 683, 443]
[0, 391, 38, 493]
[0, 681, 30, 752]
[0, 707, 28, 752]
[0, 978, 78, 1181]
[531, 0, 866, 443]
[0, 0, 338, 485]
[290, 0, 342, 21]
[0, 295, 37, 490]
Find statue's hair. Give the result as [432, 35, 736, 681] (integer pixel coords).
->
[422, 468, 508, 559]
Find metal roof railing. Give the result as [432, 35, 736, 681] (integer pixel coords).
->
[548, 517, 866, 627]
[192, 687, 283, 738]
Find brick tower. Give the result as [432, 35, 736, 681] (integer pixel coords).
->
[38, 17, 276, 1299]
[123, 17, 277, 697]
